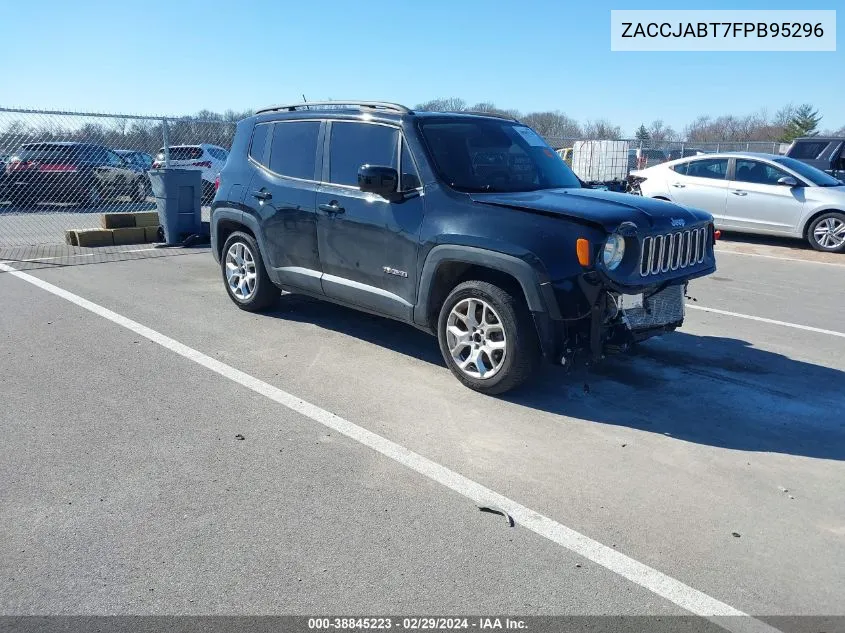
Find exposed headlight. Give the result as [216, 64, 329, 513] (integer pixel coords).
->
[602, 234, 625, 270]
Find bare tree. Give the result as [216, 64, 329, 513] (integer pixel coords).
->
[521, 111, 582, 142]
[647, 120, 678, 143]
[583, 119, 621, 140]
[415, 97, 468, 112]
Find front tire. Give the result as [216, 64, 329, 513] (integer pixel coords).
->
[437, 280, 541, 395]
[807, 212, 845, 253]
[221, 231, 278, 311]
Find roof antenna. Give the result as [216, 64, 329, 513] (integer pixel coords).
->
[302, 94, 307, 102]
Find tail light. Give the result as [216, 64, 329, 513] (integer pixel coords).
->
[192, 161, 212, 168]
[214, 175, 220, 191]
[152, 160, 162, 169]
[38, 163, 77, 173]
[6, 159, 34, 173]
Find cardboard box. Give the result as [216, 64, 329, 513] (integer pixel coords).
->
[101, 213, 136, 229]
[74, 229, 114, 247]
[133, 211, 160, 227]
[144, 226, 161, 243]
[111, 227, 147, 246]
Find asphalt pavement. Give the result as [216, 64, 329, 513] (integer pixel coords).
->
[1, 239, 843, 629]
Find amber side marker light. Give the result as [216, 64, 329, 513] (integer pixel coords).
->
[576, 238, 591, 266]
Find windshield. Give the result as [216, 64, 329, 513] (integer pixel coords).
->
[773, 156, 843, 186]
[417, 118, 581, 193]
[14, 144, 80, 161]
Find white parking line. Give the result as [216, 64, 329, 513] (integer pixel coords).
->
[686, 304, 845, 339]
[0, 260, 780, 633]
[714, 248, 845, 268]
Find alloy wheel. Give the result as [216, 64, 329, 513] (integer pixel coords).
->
[813, 217, 845, 250]
[445, 297, 507, 380]
[225, 241, 258, 300]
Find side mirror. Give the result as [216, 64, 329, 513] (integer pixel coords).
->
[777, 176, 799, 187]
[358, 165, 397, 197]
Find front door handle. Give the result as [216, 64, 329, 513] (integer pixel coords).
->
[671, 182, 686, 188]
[319, 201, 345, 214]
[252, 190, 272, 201]
[731, 190, 748, 196]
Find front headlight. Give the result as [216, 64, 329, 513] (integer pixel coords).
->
[602, 234, 625, 270]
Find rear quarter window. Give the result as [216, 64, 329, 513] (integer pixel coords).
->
[790, 141, 831, 160]
[249, 124, 271, 164]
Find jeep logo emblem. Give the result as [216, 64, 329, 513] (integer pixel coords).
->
[670, 218, 686, 227]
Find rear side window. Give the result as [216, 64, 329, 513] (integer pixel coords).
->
[156, 147, 203, 161]
[268, 121, 320, 179]
[208, 147, 228, 161]
[685, 158, 728, 180]
[790, 141, 830, 160]
[329, 122, 399, 186]
[670, 162, 688, 175]
[249, 124, 270, 164]
[16, 144, 80, 161]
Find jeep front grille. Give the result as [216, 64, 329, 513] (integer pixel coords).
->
[639, 227, 708, 277]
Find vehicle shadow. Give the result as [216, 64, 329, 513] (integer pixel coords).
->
[270, 293, 845, 461]
[718, 230, 809, 251]
[268, 293, 444, 366]
[506, 332, 845, 461]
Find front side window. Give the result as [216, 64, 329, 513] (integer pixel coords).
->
[773, 156, 842, 186]
[685, 158, 728, 180]
[329, 122, 399, 187]
[734, 160, 789, 186]
[400, 140, 420, 191]
[268, 121, 320, 179]
[417, 118, 580, 192]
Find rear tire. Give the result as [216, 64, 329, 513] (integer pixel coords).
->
[437, 280, 541, 395]
[221, 231, 278, 312]
[807, 212, 845, 253]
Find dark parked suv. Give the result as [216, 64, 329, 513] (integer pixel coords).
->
[211, 102, 716, 394]
[5, 142, 149, 207]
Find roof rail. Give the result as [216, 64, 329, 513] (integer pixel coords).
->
[256, 101, 412, 115]
[462, 110, 519, 121]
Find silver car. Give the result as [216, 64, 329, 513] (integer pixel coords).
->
[631, 152, 845, 252]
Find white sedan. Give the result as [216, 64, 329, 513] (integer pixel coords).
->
[630, 152, 845, 252]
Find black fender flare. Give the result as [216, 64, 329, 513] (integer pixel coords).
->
[414, 246, 563, 358]
[210, 207, 274, 277]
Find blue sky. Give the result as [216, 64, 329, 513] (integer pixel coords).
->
[0, 0, 841, 136]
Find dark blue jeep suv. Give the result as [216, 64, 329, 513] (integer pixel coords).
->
[211, 101, 716, 394]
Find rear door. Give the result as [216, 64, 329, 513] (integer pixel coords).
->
[315, 120, 425, 320]
[724, 158, 806, 234]
[246, 119, 324, 294]
[667, 157, 729, 222]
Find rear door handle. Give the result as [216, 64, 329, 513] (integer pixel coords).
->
[252, 190, 272, 201]
[731, 190, 748, 196]
[318, 201, 345, 214]
[671, 182, 685, 188]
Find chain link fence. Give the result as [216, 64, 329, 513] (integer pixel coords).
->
[1, 106, 794, 267]
[545, 137, 788, 191]
[0, 107, 236, 267]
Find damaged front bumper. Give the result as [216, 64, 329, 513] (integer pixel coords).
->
[550, 276, 689, 368]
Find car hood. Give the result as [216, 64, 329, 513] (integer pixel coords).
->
[470, 188, 711, 232]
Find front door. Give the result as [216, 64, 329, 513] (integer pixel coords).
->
[668, 157, 730, 223]
[724, 158, 805, 234]
[316, 120, 425, 321]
